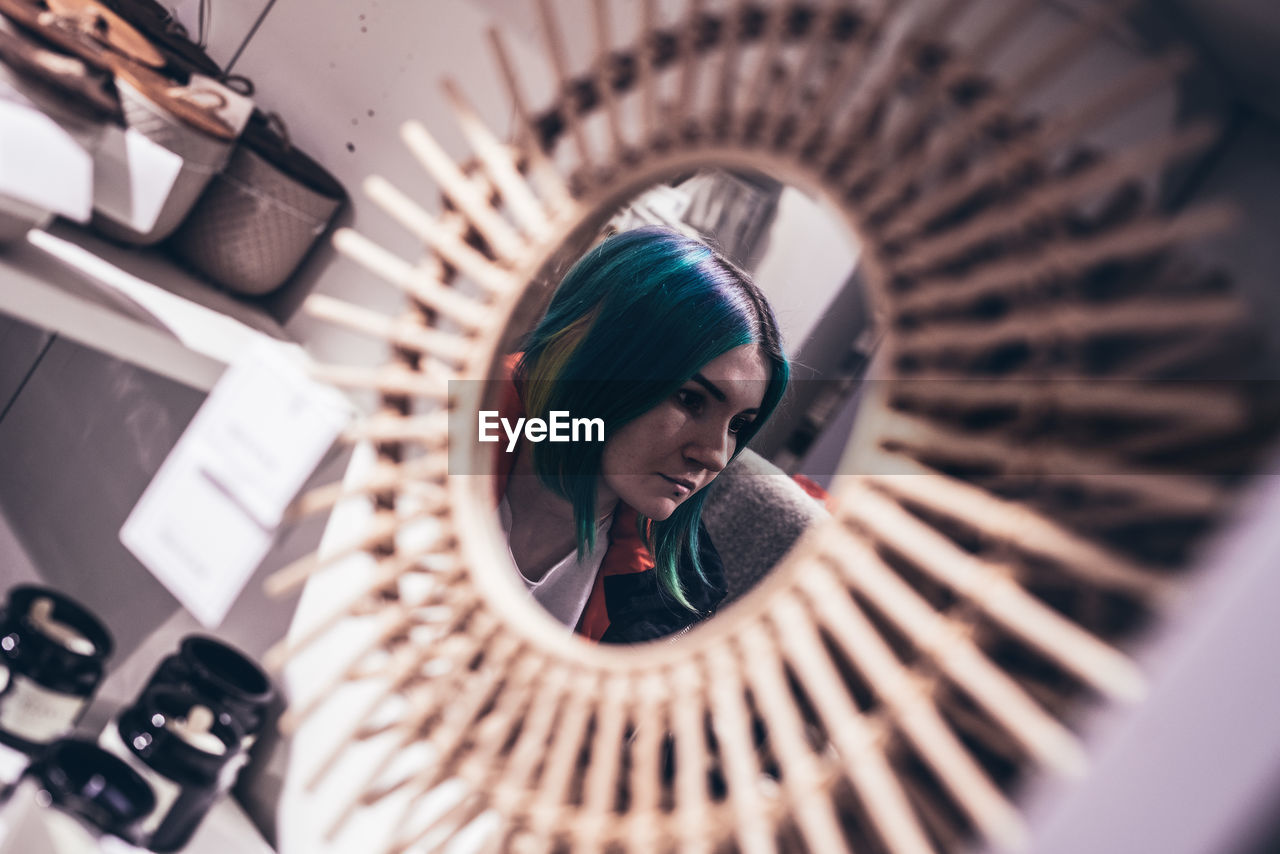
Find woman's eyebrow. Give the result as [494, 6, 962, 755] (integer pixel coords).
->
[692, 374, 760, 414]
[691, 373, 726, 401]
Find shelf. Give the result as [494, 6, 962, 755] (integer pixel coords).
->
[0, 220, 297, 392]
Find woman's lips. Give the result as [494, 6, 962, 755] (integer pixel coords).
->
[658, 473, 694, 495]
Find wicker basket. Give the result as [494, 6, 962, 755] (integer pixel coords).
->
[92, 68, 235, 245]
[168, 111, 347, 297]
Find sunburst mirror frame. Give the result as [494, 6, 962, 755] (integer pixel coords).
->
[262, 1, 1263, 852]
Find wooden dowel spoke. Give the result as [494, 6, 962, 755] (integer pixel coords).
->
[877, 408, 1226, 514]
[535, 0, 595, 182]
[885, 374, 1244, 434]
[816, 5, 918, 171]
[668, 0, 705, 139]
[714, 0, 748, 134]
[895, 293, 1241, 357]
[491, 667, 573, 817]
[441, 78, 558, 239]
[265, 510, 401, 597]
[789, 577, 1028, 849]
[402, 120, 526, 261]
[404, 655, 543, 854]
[816, 525, 1089, 775]
[788, 4, 880, 156]
[590, 0, 628, 161]
[761, 1, 838, 147]
[334, 228, 497, 331]
[309, 363, 450, 402]
[1009, 0, 1141, 104]
[365, 176, 517, 296]
[705, 645, 780, 854]
[878, 50, 1193, 240]
[669, 663, 714, 854]
[279, 603, 419, 732]
[862, 453, 1173, 599]
[304, 641, 438, 792]
[266, 554, 461, 672]
[838, 479, 1147, 700]
[624, 673, 667, 852]
[637, 0, 660, 145]
[737, 625, 863, 854]
[487, 28, 577, 211]
[526, 671, 600, 840]
[889, 122, 1218, 277]
[305, 293, 472, 365]
[341, 411, 450, 447]
[289, 454, 449, 521]
[569, 675, 629, 852]
[326, 619, 509, 841]
[736, 0, 787, 142]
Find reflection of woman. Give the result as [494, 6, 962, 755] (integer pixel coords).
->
[494, 226, 790, 643]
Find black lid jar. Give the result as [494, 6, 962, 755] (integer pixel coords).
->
[106, 686, 241, 852]
[145, 634, 274, 744]
[0, 586, 113, 754]
[0, 739, 155, 853]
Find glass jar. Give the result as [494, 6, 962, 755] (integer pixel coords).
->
[144, 635, 274, 792]
[145, 635, 273, 745]
[100, 687, 240, 852]
[0, 739, 154, 853]
[0, 586, 113, 788]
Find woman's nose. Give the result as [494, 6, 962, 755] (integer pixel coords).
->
[684, 422, 732, 473]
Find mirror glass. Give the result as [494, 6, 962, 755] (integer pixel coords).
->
[487, 168, 877, 642]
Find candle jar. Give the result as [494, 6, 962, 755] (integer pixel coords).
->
[0, 586, 113, 787]
[100, 687, 241, 852]
[144, 635, 274, 792]
[0, 739, 155, 853]
[146, 635, 273, 743]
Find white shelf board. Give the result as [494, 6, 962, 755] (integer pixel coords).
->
[0, 220, 297, 392]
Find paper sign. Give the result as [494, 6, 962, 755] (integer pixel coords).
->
[91, 125, 185, 233]
[0, 100, 93, 221]
[121, 338, 352, 627]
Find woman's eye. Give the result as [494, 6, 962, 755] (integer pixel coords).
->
[728, 417, 753, 436]
[676, 389, 703, 412]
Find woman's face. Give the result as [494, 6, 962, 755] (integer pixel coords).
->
[599, 344, 770, 520]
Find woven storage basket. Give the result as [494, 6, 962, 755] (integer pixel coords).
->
[92, 70, 234, 245]
[168, 111, 347, 297]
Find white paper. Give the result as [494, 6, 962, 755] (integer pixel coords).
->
[121, 338, 352, 627]
[0, 100, 93, 221]
[91, 125, 185, 233]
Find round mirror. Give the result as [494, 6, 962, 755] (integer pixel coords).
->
[271, 2, 1270, 853]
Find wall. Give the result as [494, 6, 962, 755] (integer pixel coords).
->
[0, 320, 348, 842]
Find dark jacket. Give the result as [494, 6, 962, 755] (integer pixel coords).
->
[599, 522, 727, 644]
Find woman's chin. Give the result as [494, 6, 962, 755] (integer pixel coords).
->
[632, 496, 680, 521]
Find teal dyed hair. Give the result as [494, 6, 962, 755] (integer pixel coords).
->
[514, 226, 790, 613]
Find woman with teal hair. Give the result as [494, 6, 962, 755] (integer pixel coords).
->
[495, 225, 789, 643]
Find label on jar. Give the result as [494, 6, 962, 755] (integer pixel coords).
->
[0, 672, 87, 744]
[0, 739, 29, 784]
[217, 748, 251, 792]
[99, 722, 184, 835]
